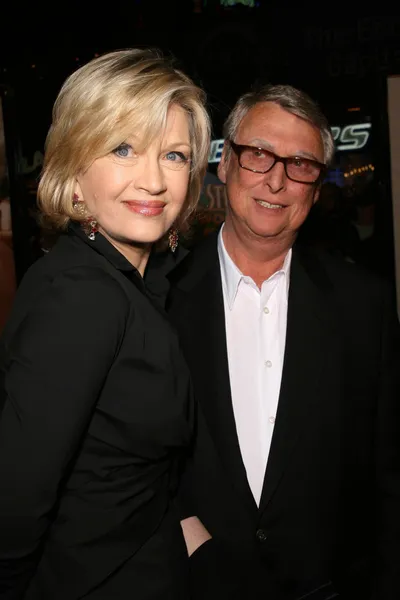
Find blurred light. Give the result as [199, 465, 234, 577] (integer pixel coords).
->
[343, 164, 375, 177]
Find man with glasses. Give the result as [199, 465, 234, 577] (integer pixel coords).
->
[168, 85, 400, 599]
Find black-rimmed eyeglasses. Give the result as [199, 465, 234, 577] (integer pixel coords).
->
[229, 140, 326, 184]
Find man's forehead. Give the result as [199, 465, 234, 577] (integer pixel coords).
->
[238, 102, 299, 133]
[236, 101, 324, 158]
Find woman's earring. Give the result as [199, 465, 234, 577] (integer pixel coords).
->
[168, 228, 179, 253]
[72, 193, 85, 216]
[73, 193, 97, 241]
[86, 219, 98, 241]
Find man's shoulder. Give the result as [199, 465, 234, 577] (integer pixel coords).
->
[295, 244, 394, 304]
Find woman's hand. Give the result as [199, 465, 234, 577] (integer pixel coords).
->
[180, 516, 212, 557]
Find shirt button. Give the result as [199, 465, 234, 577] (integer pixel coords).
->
[269, 416, 276, 424]
[256, 528, 267, 542]
[265, 360, 272, 368]
[263, 306, 269, 314]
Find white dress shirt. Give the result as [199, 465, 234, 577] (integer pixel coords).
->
[218, 227, 291, 505]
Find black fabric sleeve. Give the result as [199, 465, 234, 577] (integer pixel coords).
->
[188, 538, 249, 600]
[0, 267, 129, 599]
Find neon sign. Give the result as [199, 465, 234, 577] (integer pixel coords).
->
[331, 123, 371, 151]
[209, 140, 225, 164]
[208, 123, 372, 163]
[220, 0, 256, 5]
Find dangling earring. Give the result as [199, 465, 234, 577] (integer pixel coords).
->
[72, 193, 85, 216]
[168, 228, 179, 252]
[85, 219, 98, 241]
[73, 193, 98, 241]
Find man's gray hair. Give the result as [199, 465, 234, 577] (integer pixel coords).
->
[223, 84, 335, 165]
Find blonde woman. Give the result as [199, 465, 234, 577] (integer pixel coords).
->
[0, 49, 210, 599]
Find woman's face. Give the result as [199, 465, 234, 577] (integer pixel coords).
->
[75, 104, 191, 250]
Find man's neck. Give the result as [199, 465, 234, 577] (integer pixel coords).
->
[222, 220, 294, 288]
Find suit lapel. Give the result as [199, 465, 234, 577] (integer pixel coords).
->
[169, 233, 257, 514]
[259, 246, 338, 513]
[170, 238, 338, 516]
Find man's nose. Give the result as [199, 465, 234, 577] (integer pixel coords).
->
[263, 160, 286, 193]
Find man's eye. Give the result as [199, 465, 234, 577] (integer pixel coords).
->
[112, 143, 133, 158]
[293, 158, 305, 168]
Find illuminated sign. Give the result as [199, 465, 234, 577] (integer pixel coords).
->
[209, 139, 225, 164]
[220, 0, 256, 5]
[208, 123, 372, 163]
[331, 123, 371, 151]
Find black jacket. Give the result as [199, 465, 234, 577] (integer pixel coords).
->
[0, 224, 193, 599]
[167, 230, 400, 600]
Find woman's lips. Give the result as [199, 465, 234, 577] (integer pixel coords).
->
[124, 200, 166, 216]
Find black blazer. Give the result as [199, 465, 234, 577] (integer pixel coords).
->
[0, 224, 194, 600]
[167, 231, 400, 600]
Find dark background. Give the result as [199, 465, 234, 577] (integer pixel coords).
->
[1, 1, 399, 282]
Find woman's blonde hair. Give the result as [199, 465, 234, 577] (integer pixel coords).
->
[38, 48, 211, 236]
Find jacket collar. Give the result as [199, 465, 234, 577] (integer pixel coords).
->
[168, 227, 331, 297]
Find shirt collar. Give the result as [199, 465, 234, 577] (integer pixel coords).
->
[144, 244, 189, 308]
[217, 224, 292, 310]
[218, 226, 244, 310]
[69, 221, 145, 289]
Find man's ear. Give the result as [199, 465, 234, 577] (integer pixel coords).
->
[217, 144, 229, 184]
[312, 183, 321, 205]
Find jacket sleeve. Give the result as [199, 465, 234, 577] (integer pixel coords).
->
[372, 283, 400, 599]
[0, 266, 129, 599]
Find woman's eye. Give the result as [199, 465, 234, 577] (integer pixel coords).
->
[165, 151, 188, 163]
[112, 143, 133, 158]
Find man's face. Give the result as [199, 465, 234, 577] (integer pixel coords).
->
[218, 101, 325, 243]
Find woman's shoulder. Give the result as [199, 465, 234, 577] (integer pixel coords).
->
[17, 234, 132, 315]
